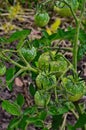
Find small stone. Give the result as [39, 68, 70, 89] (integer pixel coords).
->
[15, 78, 23, 87]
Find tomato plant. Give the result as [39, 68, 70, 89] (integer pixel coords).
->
[0, 0, 86, 130]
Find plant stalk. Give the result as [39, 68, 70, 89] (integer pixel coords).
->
[73, 0, 86, 72]
[73, 21, 80, 72]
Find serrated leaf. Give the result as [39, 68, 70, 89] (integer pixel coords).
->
[2, 100, 21, 116]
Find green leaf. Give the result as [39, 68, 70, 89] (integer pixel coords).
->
[77, 41, 86, 60]
[7, 118, 21, 130]
[57, 106, 69, 115]
[48, 106, 58, 115]
[78, 30, 86, 60]
[26, 117, 43, 128]
[38, 111, 47, 120]
[42, 29, 49, 38]
[67, 124, 75, 130]
[52, 115, 63, 130]
[6, 68, 15, 81]
[65, 102, 75, 111]
[49, 28, 75, 41]
[24, 106, 37, 115]
[16, 93, 25, 107]
[8, 29, 31, 43]
[42, 128, 48, 130]
[6, 67, 15, 91]
[18, 115, 29, 130]
[29, 83, 36, 96]
[19, 115, 43, 129]
[74, 113, 86, 128]
[2, 100, 21, 116]
[0, 37, 7, 44]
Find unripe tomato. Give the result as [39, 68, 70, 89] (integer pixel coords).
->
[62, 76, 86, 102]
[36, 72, 56, 89]
[54, 6, 72, 17]
[34, 91, 50, 107]
[34, 91, 45, 107]
[54, 2, 79, 17]
[0, 63, 6, 76]
[34, 11, 50, 27]
[20, 47, 37, 62]
[38, 51, 55, 70]
[38, 52, 68, 77]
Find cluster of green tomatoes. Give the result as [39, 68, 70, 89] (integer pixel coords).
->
[0, 46, 86, 107]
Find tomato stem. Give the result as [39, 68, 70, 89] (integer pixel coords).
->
[73, 20, 80, 72]
[73, 0, 86, 73]
[1, 51, 38, 73]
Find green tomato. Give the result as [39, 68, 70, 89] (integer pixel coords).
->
[54, 6, 72, 17]
[34, 11, 50, 27]
[0, 63, 6, 76]
[54, 2, 79, 17]
[62, 76, 86, 102]
[38, 51, 55, 70]
[50, 58, 67, 77]
[34, 91, 45, 107]
[36, 72, 57, 89]
[38, 52, 68, 77]
[20, 46, 37, 62]
[34, 91, 50, 107]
